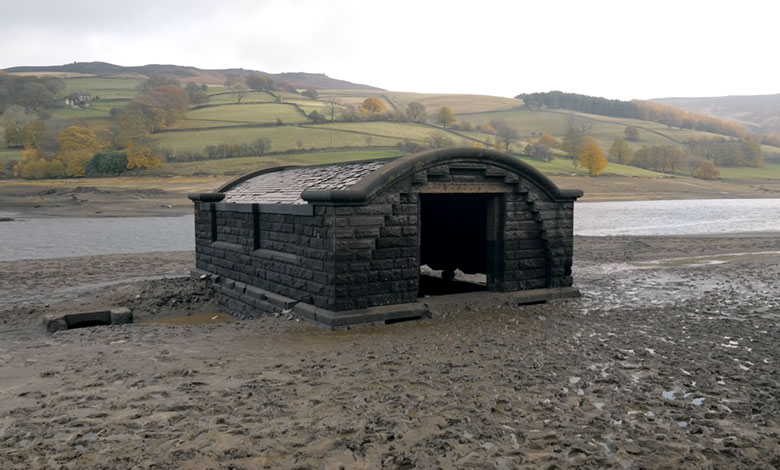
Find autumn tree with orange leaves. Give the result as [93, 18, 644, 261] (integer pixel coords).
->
[360, 97, 387, 118]
[578, 137, 608, 176]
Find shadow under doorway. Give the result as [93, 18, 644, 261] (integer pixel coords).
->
[419, 193, 493, 296]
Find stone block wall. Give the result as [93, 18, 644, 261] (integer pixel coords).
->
[193, 203, 337, 314]
[331, 179, 420, 311]
[502, 192, 574, 291]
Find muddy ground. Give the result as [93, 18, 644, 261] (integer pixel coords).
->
[1, 233, 778, 469]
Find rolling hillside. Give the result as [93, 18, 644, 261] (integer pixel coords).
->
[2, 69, 780, 192]
[652, 94, 780, 135]
[4, 62, 382, 90]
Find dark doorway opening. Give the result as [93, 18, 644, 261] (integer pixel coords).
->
[419, 194, 490, 296]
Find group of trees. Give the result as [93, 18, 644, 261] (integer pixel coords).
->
[221, 73, 299, 104]
[116, 82, 190, 169]
[5, 75, 202, 178]
[202, 138, 272, 160]
[685, 135, 762, 167]
[631, 144, 686, 173]
[12, 125, 103, 179]
[0, 73, 65, 113]
[522, 134, 559, 162]
[185, 82, 209, 106]
[601, 132, 762, 180]
[518, 91, 638, 119]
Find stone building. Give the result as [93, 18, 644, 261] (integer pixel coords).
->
[188, 147, 583, 327]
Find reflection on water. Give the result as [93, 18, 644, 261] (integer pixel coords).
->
[0, 215, 194, 262]
[575, 199, 780, 236]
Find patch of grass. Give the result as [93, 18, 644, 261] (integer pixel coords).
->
[63, 77, 142, 100]
[48, 100, 125, 120]
[204, 91, 276, 105]
[316, 90, 523, 115]
[463, 109, 729, 153]
[172, 103, 306, 129]
[718, 163, 780, 180]
[160, 149, 404, 176]
[385, 92, 523, 114]
[316, 122, 449, 142]
[518, 155, 666, 177]
[0, 148, 23, 164]
[155, 125, 401, 154]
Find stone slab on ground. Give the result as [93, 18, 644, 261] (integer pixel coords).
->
[43, 307, 132, 333]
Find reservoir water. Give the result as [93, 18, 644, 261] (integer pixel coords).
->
[575, 198, 780, 236]
[0, 215, 194, 262]
[0, 199, 779, 262]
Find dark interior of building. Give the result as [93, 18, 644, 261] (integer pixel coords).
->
[418, 193, 490, 296]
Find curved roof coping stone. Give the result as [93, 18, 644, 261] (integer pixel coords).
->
[187, 192, 225, 202]
[300, 147, 583, 204]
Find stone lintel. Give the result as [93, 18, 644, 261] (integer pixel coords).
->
[416, 182, 512, 194]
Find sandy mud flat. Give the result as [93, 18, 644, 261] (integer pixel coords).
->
[1, 233, 778, 469]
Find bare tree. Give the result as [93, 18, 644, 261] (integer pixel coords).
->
[406, 102, 427, 123]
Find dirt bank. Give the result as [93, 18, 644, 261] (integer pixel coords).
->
[1, 234, 778, 469]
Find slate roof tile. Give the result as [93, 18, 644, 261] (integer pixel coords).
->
[223, 160, 388, 204]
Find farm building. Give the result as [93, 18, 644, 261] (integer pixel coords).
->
[188, 147, 583, 327]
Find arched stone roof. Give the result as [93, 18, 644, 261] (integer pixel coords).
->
[215, 147, 582, 205]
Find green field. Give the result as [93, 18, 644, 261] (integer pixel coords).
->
[460, 108, 733, 153]
[160, 149, 403, 176]
[518, 155, 665, 177]
[0, 148, 23, 164]
[204, 91, 276, 105]
[47, 100, 127, 120]
[314, 122, 470, 144]
[155, 125, 400, 154]
[718, 163, 780, 180]
[171, 103, 306, 129]
[316, 90, 524, 115]
[62, 77, 142, 99]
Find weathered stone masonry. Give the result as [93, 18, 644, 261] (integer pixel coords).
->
[189, 147, 582, 327]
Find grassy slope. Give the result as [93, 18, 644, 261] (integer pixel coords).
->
[4, 76, 780, 188]
[0, 149, 23, 164]
[204, 91, 275, 105]
[171, 103, 306, 128]
[63, 77, 142, 99]
[461, 109, 729, 153]
[718, 163, 780, 180]
[383, 92, 523, 114]
[519, 155, 664, 178]
[160, 149, 403, 176]
[155, 125, 400, 153]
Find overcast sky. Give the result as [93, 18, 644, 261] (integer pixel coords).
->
[2, 0, 777, 100]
